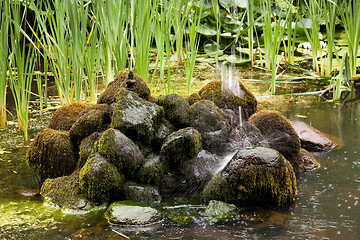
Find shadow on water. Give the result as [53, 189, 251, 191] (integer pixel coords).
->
[1, 70, 360, 239]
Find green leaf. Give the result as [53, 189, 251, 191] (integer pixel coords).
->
[225, 55, 251, 65]
[0, 149, 11, 155]
[204, 40, 224, 56]
[197, 23, 217, 37]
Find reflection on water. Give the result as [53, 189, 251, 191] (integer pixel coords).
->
[1, 87, 360, 239]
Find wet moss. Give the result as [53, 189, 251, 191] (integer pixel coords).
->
[203, 148, 297, 207]
[26, 128, 77, 182]
[79, 153, 124, 204]
[249, 110, 302, 170]
[97, 70, 151, 105]
[98, 128, 144, 179]
[122, 182, 162, 206]
[48, 103, 88, 131]
[160, 127, 202, 171]
[197, 80, 257, 120]
[78, 132, 101, 169]
[40, 171, 92, 211]
[186, 92, 201, 106]
[156, 93, 190, 129]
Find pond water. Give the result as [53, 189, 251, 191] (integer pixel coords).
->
[1, 77, 360, 239]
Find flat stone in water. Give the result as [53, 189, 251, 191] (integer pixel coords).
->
[105, 200, 161, 225]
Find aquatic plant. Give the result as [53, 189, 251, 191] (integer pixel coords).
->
[8, 1, 37, 141]
[0, 1, 9, 129]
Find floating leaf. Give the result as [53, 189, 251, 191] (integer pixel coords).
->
[204, 40, 224, 56]
[0, 149, 11, 155]
[197, 23, 217, 37]
[225, 55, 251, 65]
[296, 114, 308, 119]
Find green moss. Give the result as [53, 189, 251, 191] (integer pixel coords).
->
[48, 103, 88, 131]
[186, 92, 201, 106]
[249, 110, 301, 169]
[160, 127, 202, 170]
[156, 93, 190, 129]
[79, 153, 124, 204]
[197, 80, 257, 120]
[26, 128, 77, 182]
[202, 147, 297, 207]
[40, 171, 92, 211]
[98, 128, 144, 179]
[97, 70, 151, 104]
[78, 132, 101, 169]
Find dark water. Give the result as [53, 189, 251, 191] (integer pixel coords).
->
[1, 95, 360, 240]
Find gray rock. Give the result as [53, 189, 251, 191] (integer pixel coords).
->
[123, 183, 162, 206]
[111, 89, 164, 146]
[203, 200, 238, 223]
[105, 201, 161, 225]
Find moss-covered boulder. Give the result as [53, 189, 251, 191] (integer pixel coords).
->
[196, 80, 257, 120]
[137, 154, 166, 186]
[98, 70, 151, 104]
[98, 128, 144, 179]
[111, 89, 164, 146]
[202, 200, 238, 223]
[105, 200, 162, 225]
[189, 100, 231, 152]
[48, 103, 88, 131]
[78, 132, 102, 169]
[79, 153, 124, 204]
[156, 93, 190, 129]
[40, 171, 93, 211]
[69, 104, 110, 145]
[160, 127, 202, 171]
[26, 128, 77, 182]
[249, 110, 302, 171]
[186, 92, 202, 106]
[123, 182, 162, 206]
[152, 120, 175, 150]
[291, 120, 338, 152]
[202, 146, 297, 206]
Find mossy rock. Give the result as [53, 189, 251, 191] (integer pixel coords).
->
[111, 89, 164, 146]
[79, 153, 124, 204]
[189, 100, 230, 152]
[202, 200, 238, 223]
[98, 128, 144, 179]
[186, 92, 201, 106]
[156, 93, 190, 129]
[160, 127, 202, 171]
[48, 103, 88, 131]
[202, 146, 297, 207]
[69, 104, 110, 146]
[296, 148, 320, 172]
[98, 70, 151, 104]
[123, 182, 162, 206]
[152, 120, 175, 150]
[105, 200, 161, 225]
[40, 171, 93, 211]
[137, 154, 166, 186]
[78, 132, 102, 169]
[196, 80, 257, 120]
[26, 128, 77, 182]
[249, 110, 302, 171]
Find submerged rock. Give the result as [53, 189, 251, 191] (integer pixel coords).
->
[98, 70, 151, 104]
[297, 148, 320, 171]
[160, 127, 202, 171]
[249, 110, 302, 171]
[196, 80, 257, 120]
[98, 128, 144, 179]
[189, 100, 231, 152]
[26, 128, 77, 182]
[156, 93, 190, 129]
[111, 89, 164, 146]
[48, 103, 88, 131]
[105, 200, 161, 225]
[291, 120, 338, 152]
[41, 171, 93, 211]
[79, 153, 124, 204]
[202, 146, 297, 206]
[203, 200, 238, 223]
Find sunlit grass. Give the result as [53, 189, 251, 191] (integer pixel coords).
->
[0, 1, 9, 129]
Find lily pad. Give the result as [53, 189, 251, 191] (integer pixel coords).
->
[225, 55, 251, 65]
[197, 23, 217, 37]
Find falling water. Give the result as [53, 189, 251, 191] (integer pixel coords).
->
[238, 106, 242, 127]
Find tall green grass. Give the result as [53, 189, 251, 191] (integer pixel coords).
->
[0, 1, 9, 129]
[8, 1, 37, 141]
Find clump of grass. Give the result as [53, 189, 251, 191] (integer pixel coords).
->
[0, 1, 10, 129]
